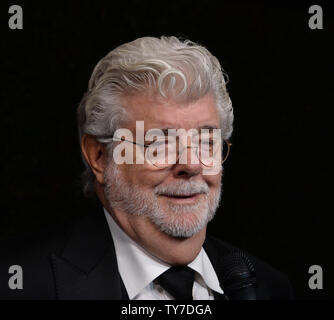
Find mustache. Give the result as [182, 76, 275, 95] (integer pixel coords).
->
[154, 180, 209, 197]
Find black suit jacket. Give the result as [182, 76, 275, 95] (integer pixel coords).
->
[0, 206, 293, 300]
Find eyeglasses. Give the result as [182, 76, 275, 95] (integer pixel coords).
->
[99, 134, 232, 168]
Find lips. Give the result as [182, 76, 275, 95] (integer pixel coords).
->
[171, 194, 194, 197]
[162, 193, 199, 198]
[160, 193, 202, 204]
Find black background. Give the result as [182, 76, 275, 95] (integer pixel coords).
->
[0, 0, 333, 299]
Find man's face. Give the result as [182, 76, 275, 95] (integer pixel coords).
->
[103, 93, 222, 238]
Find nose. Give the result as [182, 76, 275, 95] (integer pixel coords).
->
[172, 145, 202, 179]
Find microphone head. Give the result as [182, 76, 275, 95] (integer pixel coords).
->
[219, 250, 257, 299]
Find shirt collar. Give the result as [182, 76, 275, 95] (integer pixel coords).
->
[188, 248, 224, 295]
[103, 207, 224, 299]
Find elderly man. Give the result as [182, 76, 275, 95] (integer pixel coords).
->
[0, 36, 293, 300]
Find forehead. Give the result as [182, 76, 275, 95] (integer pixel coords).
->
[121, 93, 221, 131]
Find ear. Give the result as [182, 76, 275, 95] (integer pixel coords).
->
[81, 134, 108, 185]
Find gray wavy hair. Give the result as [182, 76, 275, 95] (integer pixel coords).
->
[77, 36, 234, 196]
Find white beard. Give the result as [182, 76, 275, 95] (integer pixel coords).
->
[103, 162, 222, 238]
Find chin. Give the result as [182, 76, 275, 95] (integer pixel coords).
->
[152, 205, 210, 238]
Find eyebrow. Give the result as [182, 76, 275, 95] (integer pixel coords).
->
[144, 126, 219, 136]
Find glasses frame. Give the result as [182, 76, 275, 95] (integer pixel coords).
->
[98, 135, 232, 167]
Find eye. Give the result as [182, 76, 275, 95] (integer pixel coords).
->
[202, 139, 213, 145]
[148, 137, 175, 151]
[200, 136, 214, 145]
[145, 136, 165, 146]
[154, 139, 167, 147]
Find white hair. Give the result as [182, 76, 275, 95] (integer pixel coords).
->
[77, 36, 234, 196]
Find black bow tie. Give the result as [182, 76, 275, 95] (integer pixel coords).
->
[155, 266, 195, 300]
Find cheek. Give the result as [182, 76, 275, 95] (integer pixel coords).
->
[120, 164, 169, 189]
[204, 172, 222, 189]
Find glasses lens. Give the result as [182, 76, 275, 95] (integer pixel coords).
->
[222, 140, 231, 164]
[146, 135, 231, 167]
[146, 136, 177, 168]
[198, 132, 221, 166]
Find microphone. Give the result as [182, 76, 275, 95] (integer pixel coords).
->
[219, 250, 257, 300]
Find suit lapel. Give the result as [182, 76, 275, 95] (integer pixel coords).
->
[203, 236, 231, 300]
[49, 213, 262, 300]
[50, 206, 124, 299]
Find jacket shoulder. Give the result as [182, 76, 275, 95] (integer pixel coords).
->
[0, 221, 74, 299]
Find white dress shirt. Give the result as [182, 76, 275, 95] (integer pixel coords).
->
[103, 208, 224, 300]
